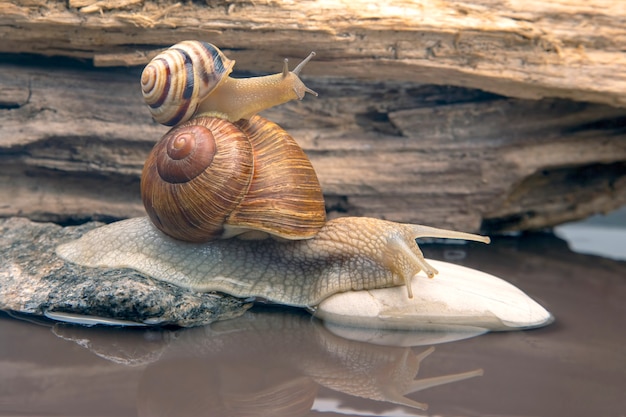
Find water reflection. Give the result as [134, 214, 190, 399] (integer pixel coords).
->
[2, 231, 624, 416]
[50, 308, 483, 415]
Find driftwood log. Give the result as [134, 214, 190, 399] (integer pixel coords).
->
[1, 0, 625, 232]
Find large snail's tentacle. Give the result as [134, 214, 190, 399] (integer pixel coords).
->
[56, 216, 490, 307]
[302, 218, 490, 301]
[392, 223, 491, 297]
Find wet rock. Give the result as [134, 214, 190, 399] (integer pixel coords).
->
[315, 259, 554, 332]
[0, 217, 251, 327]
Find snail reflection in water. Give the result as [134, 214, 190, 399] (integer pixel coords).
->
[132, 311, 485, 415]
[57, 41, 490, 310]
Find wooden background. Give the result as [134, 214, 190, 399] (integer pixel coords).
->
[1, 0, 625, 232]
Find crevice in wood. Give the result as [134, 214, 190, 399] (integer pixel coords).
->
[482, 162, 626, 232]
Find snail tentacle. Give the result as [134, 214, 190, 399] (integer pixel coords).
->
[387, 224, 490, 298]
[288, 52, 319, 98]
[292, 51, 316, 76]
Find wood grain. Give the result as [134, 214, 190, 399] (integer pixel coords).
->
[0, 0, 625, 107]
[1, 61, 624, 232]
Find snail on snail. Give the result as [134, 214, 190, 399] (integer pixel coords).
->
[57, 41, 490, 309]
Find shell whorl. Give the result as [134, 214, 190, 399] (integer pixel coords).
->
[141, 41, 235, 127]
[141, 115, 326, 242]
[142, 117, 254, 242]
[155, 124, 217, 183]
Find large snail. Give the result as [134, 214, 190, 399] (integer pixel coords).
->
[57, 41, 491, 310]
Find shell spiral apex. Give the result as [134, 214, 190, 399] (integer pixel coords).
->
[155, 124, 218, 183]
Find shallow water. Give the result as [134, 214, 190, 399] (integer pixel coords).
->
[1, 231, 625, 417]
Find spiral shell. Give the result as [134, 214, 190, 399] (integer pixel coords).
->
[141, 41, 235, 127]
[141, 115, 326, 242]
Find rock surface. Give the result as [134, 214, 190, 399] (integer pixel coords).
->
[315, 259, 553, 331]
[0, 217, 251, 327]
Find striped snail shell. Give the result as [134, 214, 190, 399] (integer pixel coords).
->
[141, 114, 327, 242]
[141, 41, 235, 127]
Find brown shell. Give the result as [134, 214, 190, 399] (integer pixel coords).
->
[141, 115, 326, 242]
[141, 41, 235, 127]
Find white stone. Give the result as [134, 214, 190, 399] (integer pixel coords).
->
[315, 259, 553, 332]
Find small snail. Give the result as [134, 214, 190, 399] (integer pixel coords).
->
[56, 41, 491, 312]
[141, 40, 317, 126]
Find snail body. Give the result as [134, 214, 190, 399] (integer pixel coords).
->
[141, 40, 317, 126]
[56, 216, 490, 307]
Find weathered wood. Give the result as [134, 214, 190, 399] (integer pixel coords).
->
[1, 0, 625, 232]
[1, 62, 625, 232]
[0, 0, 625, 107]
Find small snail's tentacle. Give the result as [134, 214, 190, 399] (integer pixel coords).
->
[57, 216, 490, 308]
[292, 52, 316, 76]
[290, 52, 319, 97]
[282, 58, 289, 77]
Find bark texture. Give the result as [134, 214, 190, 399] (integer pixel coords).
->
[0, 0, 625, 232]
[1, 0, 625, 107]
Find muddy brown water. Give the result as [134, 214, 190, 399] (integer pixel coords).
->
[1, 231, 624, 417]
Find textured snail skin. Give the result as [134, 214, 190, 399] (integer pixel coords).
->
[196, 53, 318, 122]
[56, 216, 489, 307]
